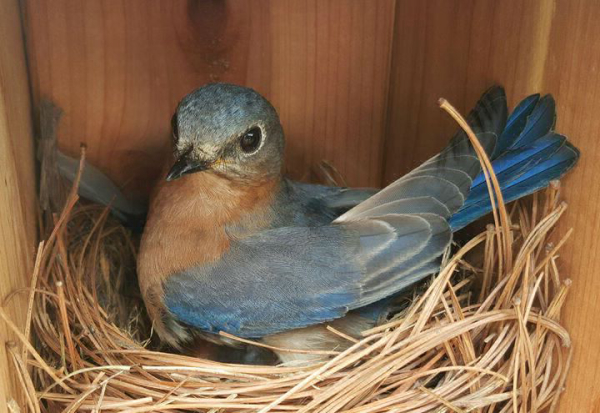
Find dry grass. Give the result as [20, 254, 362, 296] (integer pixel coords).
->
[1, 101, 574, 412]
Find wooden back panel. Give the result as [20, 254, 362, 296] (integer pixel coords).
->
[24, 0, 395, 198]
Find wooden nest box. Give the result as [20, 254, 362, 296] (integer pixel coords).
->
[0, 1, 599, 412]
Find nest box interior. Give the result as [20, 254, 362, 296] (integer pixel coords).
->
[1, 1, 600, 411]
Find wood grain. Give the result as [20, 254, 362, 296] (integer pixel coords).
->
[23, 0, 396, 199]
[385, 1, 600, 411]
[384, 0, 555, 183]
[542, 2, 600, 411]
[0, 0, 38, 411]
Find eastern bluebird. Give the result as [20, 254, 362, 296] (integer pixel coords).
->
[63, 84, 580, 364]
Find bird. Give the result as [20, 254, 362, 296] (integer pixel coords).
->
[62, 83, 580, 364]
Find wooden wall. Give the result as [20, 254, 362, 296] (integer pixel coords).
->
[0, 0, 37, 411]
[13, 0, 600, 411]
[23, 0, 396, 198]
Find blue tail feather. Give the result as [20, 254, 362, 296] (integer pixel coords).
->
[500, 143, 579, 191]
[507, 95, 556, 151]
[449, 144, 579, 231]
[468, 133, 567, 195]
[493, 93, 540, 158]
[448, 92, 579, 231]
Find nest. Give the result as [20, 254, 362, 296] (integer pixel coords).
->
[2, 102, 574, 412]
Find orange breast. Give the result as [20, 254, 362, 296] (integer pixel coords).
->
[137, 167, 279, 339]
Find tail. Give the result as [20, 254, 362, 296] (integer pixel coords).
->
[377, 85, 579, 231]
[349, 86, 579, 323]
[448, 91, 580, 230]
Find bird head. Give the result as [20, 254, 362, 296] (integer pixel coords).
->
[166, 83, 285, 182]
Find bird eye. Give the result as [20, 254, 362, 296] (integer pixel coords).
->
[171, 114, 179, 142]
[240, 127, 262, 153]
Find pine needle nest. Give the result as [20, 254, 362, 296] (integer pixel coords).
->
[2, 100, 574, 412]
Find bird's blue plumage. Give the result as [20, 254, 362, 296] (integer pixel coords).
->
[165, 224, 364, 337]
[508, 95, 556, 151]
[471, 133, 566, 188]
[58, 84, 579, 346]
[160, 86, 579, 339]
[450, 144, 579, 231]
[492, 93, 540, 158]
[450, 94, 577, 230]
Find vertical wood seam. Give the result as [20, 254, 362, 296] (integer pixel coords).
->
[380, 0, 399, 188]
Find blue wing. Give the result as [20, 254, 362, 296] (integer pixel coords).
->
[165, 210, 450, 338]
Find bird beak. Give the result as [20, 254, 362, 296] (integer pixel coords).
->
[166, 153, 212, 181]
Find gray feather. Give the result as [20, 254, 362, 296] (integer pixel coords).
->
[349, 197, 451, 219]
[57, 151, 146, 219]
[336, 175, 464, 221]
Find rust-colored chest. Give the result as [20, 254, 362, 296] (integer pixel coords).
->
[137, 171, 279, 326]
